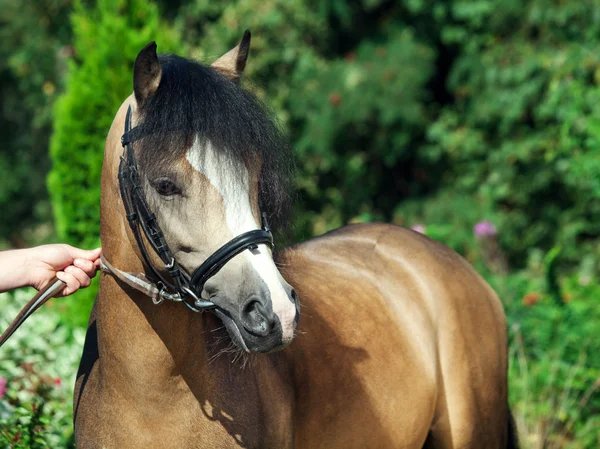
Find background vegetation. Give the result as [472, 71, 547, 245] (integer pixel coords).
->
[1, 0, 598, 447]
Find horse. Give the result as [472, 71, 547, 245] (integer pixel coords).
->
[73, 31, 518, 449]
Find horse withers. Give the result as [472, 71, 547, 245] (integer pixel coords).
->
[74, 32, 518, 449]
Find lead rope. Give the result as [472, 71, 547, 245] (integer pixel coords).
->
[0, 277, 66, 348]
[100, 256, 215, 312]
[0, 256, 188, 349]
[99, 255, 182, 305]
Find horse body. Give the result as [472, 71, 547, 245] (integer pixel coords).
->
[74, 35, 514, 448]
[280, 224, 509, 449]
[75, 223, 509, 448]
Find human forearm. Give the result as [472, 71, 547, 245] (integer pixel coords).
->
[0, 248, 34, 293]
[0, 244, 101, 296]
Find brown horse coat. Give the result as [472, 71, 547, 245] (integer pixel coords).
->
[279, 224, 510, 449]
[73, 36, 514, 449]
[75, 221, 510, 448]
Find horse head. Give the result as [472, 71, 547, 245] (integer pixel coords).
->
[102, 33, 298, 354]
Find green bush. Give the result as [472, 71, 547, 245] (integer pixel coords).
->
[47, 0, 180, 327]
[49, 1, 600, 305]
[0, 0, 72, 246]
[179, 0, 437, 240]
[0, 290, 85, 448]
[175, 0, 600, 275]
[422, 0, 600, 270]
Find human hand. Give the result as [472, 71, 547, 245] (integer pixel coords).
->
[24, 245, 102, 296]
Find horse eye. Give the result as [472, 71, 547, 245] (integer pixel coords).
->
[153, 178, 181, 196]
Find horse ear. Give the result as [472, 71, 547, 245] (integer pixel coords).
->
[211, 30, 251, 82]
[134, 41, 162, 108]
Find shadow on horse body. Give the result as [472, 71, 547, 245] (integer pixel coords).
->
[73, 33, 518, 449]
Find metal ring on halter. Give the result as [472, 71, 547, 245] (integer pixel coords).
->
[182, 299, 204, 313]
[165, 257, 175, 270]
[153, 283, 167, 305]
[181, 286, 215, 312]
[167, 291, 183, 303]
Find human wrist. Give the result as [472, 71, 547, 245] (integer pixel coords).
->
[15, 248, 36, 288]
[0, 248, 34, 292]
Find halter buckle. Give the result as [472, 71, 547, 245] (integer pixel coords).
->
[153, 282, 171, 305]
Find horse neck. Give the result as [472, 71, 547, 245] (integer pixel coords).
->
[96, 212, 229, 402]
[96, 275, 216, 376]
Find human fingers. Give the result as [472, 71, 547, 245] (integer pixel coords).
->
[56, 271, 82, 296]
[65, 246, 102, 263]
[64, 265, 92, 289]
[73, 258, 99, 278]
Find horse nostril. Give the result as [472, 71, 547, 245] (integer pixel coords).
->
[241, 297, 275, 337]
[290, 288, 300, 325]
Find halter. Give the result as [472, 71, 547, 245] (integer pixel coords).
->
[116, 104, 274, 312]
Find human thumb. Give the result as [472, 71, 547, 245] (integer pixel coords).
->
[68, 246, 102, 262]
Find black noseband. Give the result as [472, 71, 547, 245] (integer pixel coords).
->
[118, 105, 274, 311]
[190, 228, 273, 294]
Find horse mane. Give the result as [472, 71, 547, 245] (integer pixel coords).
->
[135, 54, 294, 233]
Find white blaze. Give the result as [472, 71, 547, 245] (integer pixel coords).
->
[186, 137, 296, 341]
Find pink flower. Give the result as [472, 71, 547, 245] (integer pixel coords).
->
[474, 221, 497, 239]
[53, 377, 62, 387]
[0, 377, 7, 398]
[411, 224, 426, 234]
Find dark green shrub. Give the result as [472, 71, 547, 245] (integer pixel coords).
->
[48, 0, 600, 278]
[0, 290, 83, 448]
[0, 0, 72, 246]
[178, 0, 437, 240]
[423, 0, 600, 270]
[176, 0, 600, 276]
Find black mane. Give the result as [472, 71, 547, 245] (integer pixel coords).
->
[136, 54, 294, 232]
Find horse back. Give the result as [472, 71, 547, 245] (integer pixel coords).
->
[277, 223, 509, 449]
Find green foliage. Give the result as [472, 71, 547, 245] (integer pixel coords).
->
[179, 0, 437, 239]
[49, 0, 179, 246]
[0, 290, 84, 448]
[422, 0, 600, 270]
[175, 0, 600, 272]
[287, 27, 434, 237]
[501, 275, 600, 448]
[510, 336, 600, 449]
[43, 0, 600, 315]
[393, 189, 498, 259]
[0, 0, 72, 246]
[47, 0, 180, 325]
